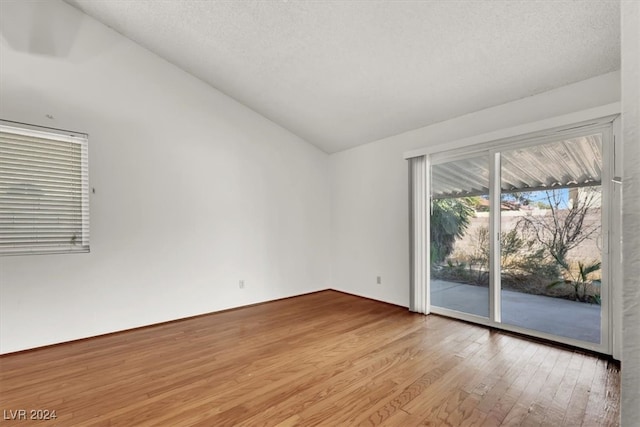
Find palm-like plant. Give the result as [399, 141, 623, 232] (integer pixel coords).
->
[548, 260, 601, 303]
[430, 198, 474, 264]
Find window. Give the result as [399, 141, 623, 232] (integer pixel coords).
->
[0, 121, 89, 255]
[407, 105, 622, 355]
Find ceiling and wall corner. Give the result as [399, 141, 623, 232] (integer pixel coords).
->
[64, 0, 620, 154]
[329, 72, 620, 308]
[0, 0, 331, 354]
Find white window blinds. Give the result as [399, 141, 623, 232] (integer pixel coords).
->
[409, 155, 429, 314]
[0, 122, 89, 255]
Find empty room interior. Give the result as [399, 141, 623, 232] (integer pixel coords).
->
[1, 0, 639, 426]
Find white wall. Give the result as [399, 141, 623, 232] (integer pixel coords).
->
[621, 1, 640, 424]
[0, 0, 330, 354]
[330, 71, 621, 307]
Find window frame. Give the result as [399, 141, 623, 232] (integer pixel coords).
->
[406, 103, 622, 356]
[0, 120, 90, 256]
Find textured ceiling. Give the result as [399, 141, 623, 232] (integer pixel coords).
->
[65, 0, 620, 154]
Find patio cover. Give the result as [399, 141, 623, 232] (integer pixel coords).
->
[432, 134, 602, 199]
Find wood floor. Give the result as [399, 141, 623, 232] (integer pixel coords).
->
[0, 290, 620, 426]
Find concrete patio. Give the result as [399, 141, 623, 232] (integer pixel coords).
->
[431, 279, 601, 343]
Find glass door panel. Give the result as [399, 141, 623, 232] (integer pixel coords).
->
[430, 155, 490, 318]
[499, 135, 603, 344]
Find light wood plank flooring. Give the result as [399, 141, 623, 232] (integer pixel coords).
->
[0, 290, 620, 426]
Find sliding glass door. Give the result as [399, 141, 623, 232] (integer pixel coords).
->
[499, 135, 604, 344]
[428, 127, 611, 352]
[430, 155, 491, 318]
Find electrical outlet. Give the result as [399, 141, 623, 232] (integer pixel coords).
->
[376, 276, 382, 284]
[239, 280, 245, 289]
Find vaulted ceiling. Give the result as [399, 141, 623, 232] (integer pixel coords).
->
[66, 0, 620, 154]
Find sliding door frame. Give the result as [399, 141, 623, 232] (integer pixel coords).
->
[414, 107, 621, 355]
